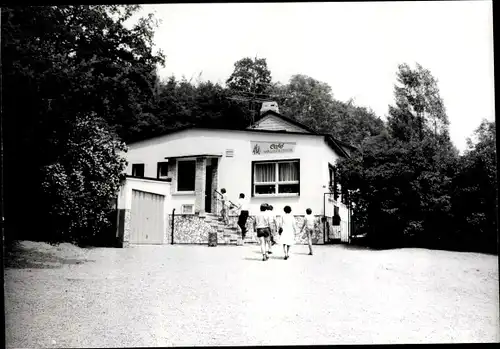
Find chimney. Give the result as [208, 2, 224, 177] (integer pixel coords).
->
[260, 101, 279, 115]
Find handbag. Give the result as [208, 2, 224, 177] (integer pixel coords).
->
[278, 227, 283, 235]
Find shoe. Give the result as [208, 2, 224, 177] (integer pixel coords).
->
[309, 252, 313, 255]
[268, 251, 272, 254]
[262, 255, 266, 261]
[284, 256, 288, 260]
[265, 254, 269, 261]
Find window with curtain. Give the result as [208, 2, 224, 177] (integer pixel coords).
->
[253, 160, 300, 196]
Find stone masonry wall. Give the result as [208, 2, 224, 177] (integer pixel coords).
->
[169, 214, 216, 244]
[165, 214, 326, 246]
[118, 208, 131, 248]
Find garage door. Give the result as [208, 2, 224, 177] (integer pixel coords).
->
[130, 190, 165, 244]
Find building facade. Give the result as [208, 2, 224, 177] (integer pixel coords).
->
[120, 111, 353, 246]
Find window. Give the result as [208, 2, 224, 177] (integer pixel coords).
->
[157, 162, 169, 179]
[252, 160, 299, 196]
[181, 204, 194, 214]
[177, 160, 196, 192]
[329, 164, 334, 189]
[132, 164, 144, 177]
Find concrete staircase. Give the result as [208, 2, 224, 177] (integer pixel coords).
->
[202, 213, 258, 245]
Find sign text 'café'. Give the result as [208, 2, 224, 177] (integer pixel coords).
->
[251, 141, 296, 155]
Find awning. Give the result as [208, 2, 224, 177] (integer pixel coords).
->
[164, 154, 223, 160]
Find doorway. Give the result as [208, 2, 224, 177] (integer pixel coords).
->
[205, 164, 213, 213]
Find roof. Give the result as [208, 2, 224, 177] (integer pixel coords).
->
[127, 110, 352, 158]
[128, 126, 350, 158]
[253, 110, 318, 134]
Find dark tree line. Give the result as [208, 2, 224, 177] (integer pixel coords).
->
[3, 6, 496, 253]
[336, 64, 497, 254]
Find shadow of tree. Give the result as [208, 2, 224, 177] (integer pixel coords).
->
[4, 243, 94, 269]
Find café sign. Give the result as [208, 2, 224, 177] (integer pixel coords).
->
[251, 141, 296, 155]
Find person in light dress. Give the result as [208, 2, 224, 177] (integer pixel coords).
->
[279, 205, 298, 260]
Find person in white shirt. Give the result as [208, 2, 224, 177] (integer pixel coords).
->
[300, 208, 315, 255]
[236, 193, 249, 240]
[253, 204, 271, 261]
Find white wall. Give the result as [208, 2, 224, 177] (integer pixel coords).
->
[125, 128, 344, 216]
[116, 177, 172, 243]
[118, 177, 172, 210]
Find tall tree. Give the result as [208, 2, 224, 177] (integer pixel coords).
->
[337, 63, 459, 249]
[2, 5, 164, 242]
[387, 63, 450, 144]
[226, 57, 272, 95]
[452, 120, 497, 253]
[273, 74, 334, 130]
[226, 57, 273, 125]
[272, 74, 386, 147]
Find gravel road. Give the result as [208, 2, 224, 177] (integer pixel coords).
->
[4, 241, 499, 347]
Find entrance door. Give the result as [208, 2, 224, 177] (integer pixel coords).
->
[130, 190, 165, 244]
[205, 165, 213, 213]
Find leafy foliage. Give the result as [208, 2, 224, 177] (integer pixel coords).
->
[2, 5, 163, 244]
[226, 57, 272, 95]
[451, 120, 497, 253]
[40, 114, 127, 244]
[3, 6, 494, 254]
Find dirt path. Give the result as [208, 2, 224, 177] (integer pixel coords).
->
[4, 241, 499, 347]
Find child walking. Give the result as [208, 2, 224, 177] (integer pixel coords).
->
[253, 204, 271, 261]
[220, 188, 229, 225]
[300, 208, 315, 255]
[266, 204, 277, 253]
[280, 205, 297, 260]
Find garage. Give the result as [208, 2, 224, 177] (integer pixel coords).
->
[129, 189, 166, 244]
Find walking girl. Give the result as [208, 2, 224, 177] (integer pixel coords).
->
[300, 208, 315, 255]
[266, 204, 277, 252]
[219, 188, 229, 225]
[253, 204, 271, 261]
[280, 205, 297, 260]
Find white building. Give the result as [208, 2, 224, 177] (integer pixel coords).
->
[118, 110, 355, 246]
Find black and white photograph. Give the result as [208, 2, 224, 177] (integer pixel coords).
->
[2, 1, 498, 347]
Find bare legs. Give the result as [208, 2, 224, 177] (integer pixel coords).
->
[307, 229, 313, 255]
[283, 244, 290, 259]
[259, 237, 268, 261]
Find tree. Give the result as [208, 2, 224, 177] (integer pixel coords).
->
[272, 74, 334, 130]
[387, 63, 449, 144]
[40, 113, 127, 245]
[2, 5, 164, 242]
[226, 57, 272, 95]
[226, 57, 273, 125]
[452, 120, 497, 253]
[337, 63, 459, 249]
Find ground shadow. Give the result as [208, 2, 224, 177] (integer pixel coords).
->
[243, 257, 264, 261]
[4, 243, 94, 269]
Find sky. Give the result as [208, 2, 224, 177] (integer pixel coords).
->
[132, 1, 494, 153]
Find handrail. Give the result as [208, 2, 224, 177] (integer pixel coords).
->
[213, 189, 238, 209]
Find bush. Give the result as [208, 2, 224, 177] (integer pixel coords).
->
[40, 113, 127, 245]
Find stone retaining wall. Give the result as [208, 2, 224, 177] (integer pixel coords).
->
[159, 214, 328, 245]
[169, 214, 215, 244]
